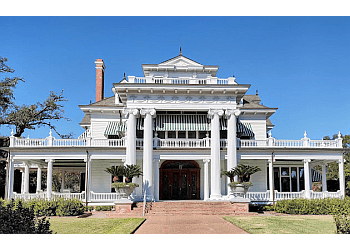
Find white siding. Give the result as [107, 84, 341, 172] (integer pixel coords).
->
[240, 115, 267, 140]
[90, 113, 122, 139]
[90, 163, 112, 193]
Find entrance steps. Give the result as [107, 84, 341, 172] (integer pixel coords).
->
[132, 201, 251, 215]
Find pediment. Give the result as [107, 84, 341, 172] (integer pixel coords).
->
[159, 55, 203, 67]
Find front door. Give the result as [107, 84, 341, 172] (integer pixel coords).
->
[159, 161, 200, 200]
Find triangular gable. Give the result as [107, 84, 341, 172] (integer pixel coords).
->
[158, 55, 203, 67]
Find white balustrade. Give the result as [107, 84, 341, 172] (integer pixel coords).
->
[53, 139, 86, 147]
[217, 78, 228, 85]
[52, 191, 85, 200]
[11, 136, 341, 149]
[220, 139, 227, 148]
[91, 139, 125, 147]
[90, 191, 120, 201]
[14, 138, 47, 147]
[158, 138, 209, 148]
[136, 138, 144, 148]
[242, 191, 270, 201]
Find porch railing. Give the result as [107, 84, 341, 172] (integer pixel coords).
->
[89, 191, 120, 201]
[242, 190, 342, 202]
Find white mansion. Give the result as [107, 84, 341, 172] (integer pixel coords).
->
[5, 52, 346, 204]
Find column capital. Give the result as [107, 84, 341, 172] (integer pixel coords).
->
[140, 108, 156, 117]
[45, 159, 55, 163]
[304, 159, 311, 164]
[122, 108, 139, 117]
[225, 109, 241, 118]
[208, 109, 224, 118]
[203, 159, 211, 163]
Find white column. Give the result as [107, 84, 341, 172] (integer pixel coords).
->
[268, 159, 274, 201]
[46, 159, 54, 199]
[154, 158, 160, 201]
[123, 108, 139, 165]
[24, 164, 29, 194]
[339, 156, 345, 197]
[322, 164, 327, 192]
[203, 159, 210, 200]
[21, 170, 25, 194]
[208, 109, 224, 200]
[225, 109, 240, 192]
[4, 165, 9, 199]
[304, 159, 311, 199]
[7, 158, 15, 199]
[85, 156, 92, 202]
[61, 170, 65, 191]
[141, 108, 156, 200]
[36, 166, 42, 192]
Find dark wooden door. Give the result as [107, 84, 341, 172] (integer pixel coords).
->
[160, 168, 200, 200]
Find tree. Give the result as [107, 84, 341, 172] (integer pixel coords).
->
[0, 56, 24, 116]
[0, 56, 71, 138]
[3, 91, 71, 138]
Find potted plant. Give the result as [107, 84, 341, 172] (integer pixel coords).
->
[222, 164, 261, 197]
[105, 164, 143, 199]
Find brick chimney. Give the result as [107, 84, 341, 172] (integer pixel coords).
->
[95, 59, 105, 102]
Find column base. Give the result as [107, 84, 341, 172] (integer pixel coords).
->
[209, 194, 222, 200]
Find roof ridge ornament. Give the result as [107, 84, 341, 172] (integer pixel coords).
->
[179, 46, 182, 55]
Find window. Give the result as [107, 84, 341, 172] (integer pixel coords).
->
[168, 131, 176, 138]
[178, 131, 186, 138]
[157, 131, 165, 139]
[188, 131, 196, 139]
[199, 131, 208, 139]
[268, 166, 304, 192]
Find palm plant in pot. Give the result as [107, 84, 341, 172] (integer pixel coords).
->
[221, 164, 261, 197]
[105, 164, 143, 199]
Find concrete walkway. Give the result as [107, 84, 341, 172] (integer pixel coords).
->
[134, 215, 249, 234]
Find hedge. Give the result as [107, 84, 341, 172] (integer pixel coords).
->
[1, 198, 85, 217]
[273, 197, 350, 215]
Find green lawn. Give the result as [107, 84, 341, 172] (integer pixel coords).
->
[223, 215, 336, 234]
[49, 217, 145, 234]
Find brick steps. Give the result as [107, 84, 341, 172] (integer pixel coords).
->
[112, 200, 251, 215]
[138, 201, 249, 215]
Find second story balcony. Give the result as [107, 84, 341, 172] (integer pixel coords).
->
[9, 132, 343, 150]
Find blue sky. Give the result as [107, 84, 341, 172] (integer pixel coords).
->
[1, 16, 350, 140]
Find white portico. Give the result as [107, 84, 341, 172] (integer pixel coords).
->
[4, 51, 346, 204]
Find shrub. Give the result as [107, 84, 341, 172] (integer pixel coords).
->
[273, 197, 350, 215]
[0, 199, 52, 234]
[95, 205, 114, 211]
[56, 198, 85, 216]
[334, 214, 350, 234]
[2, 198, 85, 217]
[85, 206, 94, 212]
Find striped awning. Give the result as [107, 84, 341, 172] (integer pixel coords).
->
[220, 117, 255, 138]
[104, 116, 254, 139]
[155, 114, 210, 131]
[104, 121, 127, 136]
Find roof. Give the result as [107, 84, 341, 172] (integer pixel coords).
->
[86, 96, 116, 107]
[242, 94, 269, 108]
